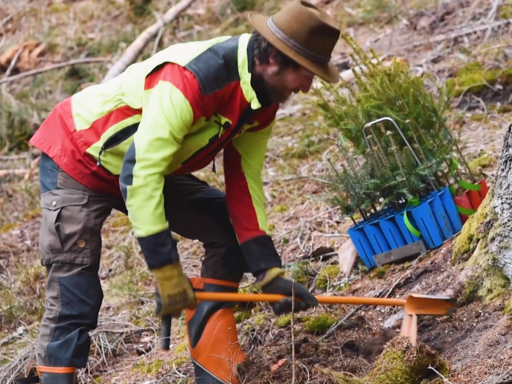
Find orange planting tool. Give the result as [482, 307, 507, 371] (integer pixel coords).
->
[194, 292, 456, 346]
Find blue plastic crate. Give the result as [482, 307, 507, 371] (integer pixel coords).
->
[378, 216, 407, 249]
[426, 191, 454, 240]
[437, 187, 463, 233]
[347, 224, 376, 269]
[347, 186, 463, 269]
[394, 209, 421, 244]
[409, 201, 444, 249]
[363, 221, 391, 266]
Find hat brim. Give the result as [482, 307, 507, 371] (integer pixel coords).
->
[248, 11, 339, 83]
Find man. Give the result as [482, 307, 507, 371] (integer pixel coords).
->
[23, 1, 340, 383]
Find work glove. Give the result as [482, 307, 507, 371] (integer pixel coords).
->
[255, 267, 319, 315]
[152, 263, 197, 317]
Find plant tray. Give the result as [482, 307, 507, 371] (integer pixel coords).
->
[348, 186, 467, 269]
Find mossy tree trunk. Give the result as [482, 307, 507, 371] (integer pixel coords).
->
[453, 126, 512, 304]
[489, 125, 512, 281]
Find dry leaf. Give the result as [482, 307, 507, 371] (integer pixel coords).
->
[0, 41, 46, 73]
[270, 358, 287, 372]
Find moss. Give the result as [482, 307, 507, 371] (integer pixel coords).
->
[503, 297, 512, 316]
[469, 113, 487, 122]
[126, 0, 152, 18]
[174, 342, 188, 354]
[497, 105, 512, 114]
[446, 62, 512, 97]
[109, 213, 132, 234]
[365, 337, 449, 383]
[253, 313, 267, 326]
[0, 222, 20, 234]
[276, 315, 292, 328]
[235, 311, 252, 323]
[304, 314, 336, 334]
[452, 193, 494, 263]
[315, 265, 340, 291]
[459, 275, 481, 305]
[459, 230, 511, 305]
[290, 261, 310, 286]
[498, 4, 512, 19]
[171, 356, 189, 367]
[468, 154, 497, 173]
[371, 265, 391, 279]
[273, 204, 289, 213]
[131, 359, 164, 374]
[478, 266, 510, 303]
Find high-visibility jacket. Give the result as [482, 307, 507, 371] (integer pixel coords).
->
[30, 33, 282, 273]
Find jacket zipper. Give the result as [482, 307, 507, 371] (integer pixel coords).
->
[182, 107, 255, 171]
[96, 123, 139, 167]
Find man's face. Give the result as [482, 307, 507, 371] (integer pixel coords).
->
[257, 55, 316, 104]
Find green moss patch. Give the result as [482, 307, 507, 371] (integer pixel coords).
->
[303, 314, 336, 334]
[461, 242, 511, 305]
[235, 310, 252, 323]
[275, 315, 292, 328]
[365, 337, 449, 383]
[446, 62, 512, 97]
[468, 154, 497, 173]
[131, 359, 164, 375]
[315, 265, 340, 291]
[316, 337, 449, 383]
[503, 297, 512, 316]
[452, 193, 494, 263]
[289, 261, 310, 286]
[370, 265, 391, 279]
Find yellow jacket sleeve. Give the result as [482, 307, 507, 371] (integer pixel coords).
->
[120, 63, 201, 269]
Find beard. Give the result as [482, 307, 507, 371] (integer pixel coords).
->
[251, 70, 291, 105]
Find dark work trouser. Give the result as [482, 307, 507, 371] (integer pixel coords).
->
[36, 153, 248, 367]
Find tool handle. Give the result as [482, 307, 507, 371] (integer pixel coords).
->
[195, 292, 405, 307]
[161, 315, 172, 350]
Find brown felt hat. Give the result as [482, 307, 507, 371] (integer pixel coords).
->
[248, 0, 340, 83]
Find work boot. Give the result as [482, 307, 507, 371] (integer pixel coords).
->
[37, 367, 78, 384]
[185, 278, 246, 384]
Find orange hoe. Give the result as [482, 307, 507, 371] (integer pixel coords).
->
[162, 292, 455, 349]
[192, 292, 456, 346]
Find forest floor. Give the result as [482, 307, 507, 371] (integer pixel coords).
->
[1, 0, 512, 383]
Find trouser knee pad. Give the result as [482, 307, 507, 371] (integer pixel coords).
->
[185, 277, 246, 384]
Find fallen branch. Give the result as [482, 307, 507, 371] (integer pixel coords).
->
[486, 0, 503, 22]
[101, 0, 197, 83]
[397, 19, 512, 51]
[0, 57, 111, 85]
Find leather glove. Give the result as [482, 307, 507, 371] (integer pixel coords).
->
[255, 267, 319, 315]
[151, 263, 197, 317]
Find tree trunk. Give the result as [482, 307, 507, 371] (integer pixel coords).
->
[489, 124, 512, 281]
[452, 125, 512, 305]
